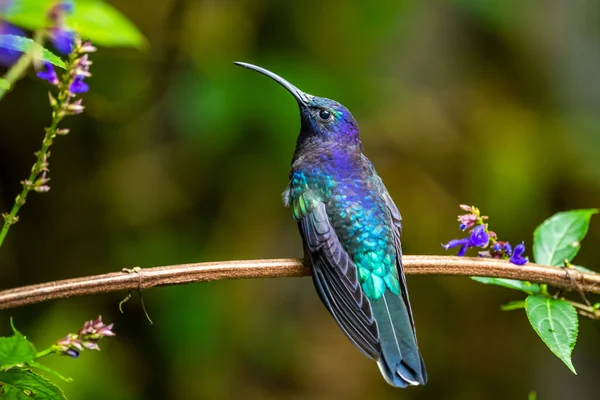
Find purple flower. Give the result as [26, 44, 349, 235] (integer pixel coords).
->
[37, 61, 59, 85]
[69, 75, 88, 93]
[469, 224, 489, 247]
[49, 27, 75, 54]
[47, 1, 75, 54]
[443, 224, 490, 257]
[492, 243, 501, 252]
[65, 349, 80, 358]
[503, 243, 513, 257]
[509, 242, 528, 265]
[443, 237, 470, 256]
[54, 316, 114, 358]
[0, 21, 25, 67]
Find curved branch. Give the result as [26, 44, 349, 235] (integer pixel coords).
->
[1, 256, 599, 311]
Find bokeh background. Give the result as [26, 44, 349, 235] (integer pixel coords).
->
[2, 0, 600, 399]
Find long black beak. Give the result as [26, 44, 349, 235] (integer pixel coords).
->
[233, 62, 312, 106]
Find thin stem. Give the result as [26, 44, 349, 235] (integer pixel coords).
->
[35, 347, 55, 359]
[0, 39, 77, 250]
[0, 101, 63, 249]
[0, 256, 599, 311]
[564, 299, 600, 319]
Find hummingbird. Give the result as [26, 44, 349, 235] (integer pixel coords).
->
[234, 62, 427, 388]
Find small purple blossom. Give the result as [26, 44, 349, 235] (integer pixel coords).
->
[509, 242, 528, 265]
[65, 349, 79, 358]
[503, 243, 513, 257]
[469, 224, 489, 247]
[443, 238, 471, 256]
[69, 75, 88, 93]
[37, 61, 59, 85]
[47, 0, 75, 54]
[445, 205, 528, 265]
[54, 316, 114, 358]
[443, 224, 490, 256]
[49, 27, 75, 54]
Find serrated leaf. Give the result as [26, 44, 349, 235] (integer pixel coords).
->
[0, 368, 66, 400]
[68, 1, 146, 48]
[0, 385, 34, 399]
[533, 209, 598, 267]
[471, 277, 541, 294]
[501, 300, 526, 311]
[0, 78, 9, 90]
[0, 35, 65, 68]
[0, 321, 37, 369]
[525, 295, 578, 374]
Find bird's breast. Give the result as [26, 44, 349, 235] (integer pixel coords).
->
[286, 161, 401, 299]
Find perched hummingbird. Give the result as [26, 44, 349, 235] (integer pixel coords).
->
[234, 62, 427, 388]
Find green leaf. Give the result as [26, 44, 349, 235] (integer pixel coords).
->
[0, 78, 9, 90]
[471, 277, 541, 294]
[501, 300, 526, 311]
[533, 209, 598, 266]
[570, 264, 597, 274]
[0, 368, 66, 400]
[0, 385, 34, 399]
[525, 295, 578, 374]
[1, 0, 51, 31]
[4, 0, 146, 48]
[0, 320, 37, 369]
[68, 1, 147, 48]
[0, 35, 65, 68]
[528, 391, 537, 400]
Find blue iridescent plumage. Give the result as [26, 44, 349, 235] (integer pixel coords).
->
[235, 62, 427, 388]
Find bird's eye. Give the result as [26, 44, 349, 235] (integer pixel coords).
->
[318, 109, 331, 121]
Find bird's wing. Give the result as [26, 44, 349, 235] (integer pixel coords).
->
[376, 178, 428, 385]
[299, 201, 381, 359]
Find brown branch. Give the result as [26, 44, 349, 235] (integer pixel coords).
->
[1, 256, 599, 311]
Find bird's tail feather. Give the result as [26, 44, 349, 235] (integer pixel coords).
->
[372, 290, 427, 388]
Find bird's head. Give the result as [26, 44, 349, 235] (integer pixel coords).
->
[234, 62, 361, 146]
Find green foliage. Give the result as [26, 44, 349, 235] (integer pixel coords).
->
[525, 296, 578, 374]
[472, 209, 598, 374]
[0, 321, 71, 400]
[0, 35, 65, 68]
[471, 277, 540, 294]
[533, 209, 598, 267]
[0, 368, 66, 400]
[0, 320, 37, 369]
[0, 78, 9, 90]
[3, 0, 146, 48]
[0, 0, 51, 29]
[68, 1, 146, 48]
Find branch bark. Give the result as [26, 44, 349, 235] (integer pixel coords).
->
[1, 256, 599, 311]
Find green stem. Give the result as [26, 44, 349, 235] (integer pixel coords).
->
[0, 116, 62, 249]
[0, 30, 45, 101]
[0, 49, 73, 250]
[35, 347, 56, 359]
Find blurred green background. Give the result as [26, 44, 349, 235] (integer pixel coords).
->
[2, 0, 600, 399]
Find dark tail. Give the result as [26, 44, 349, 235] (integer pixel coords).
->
[371, 290, 427, 388]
